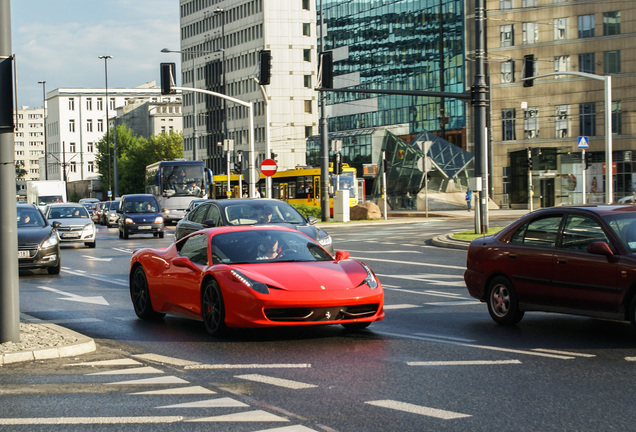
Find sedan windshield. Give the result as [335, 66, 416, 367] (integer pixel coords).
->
[223, 202, 306, 226]
[17, 209, 46, 228]
[211, 230, 332, 264]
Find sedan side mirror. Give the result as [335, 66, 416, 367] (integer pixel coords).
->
[587, 241, 614, 258]
[307, 215, 318, 225]
[202, 219, 217, 228]
[51, 221, 61, 229]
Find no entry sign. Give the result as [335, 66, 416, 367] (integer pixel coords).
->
[260, 158, 278, 176]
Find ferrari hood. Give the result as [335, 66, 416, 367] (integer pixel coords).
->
[233, 260, 367, 292]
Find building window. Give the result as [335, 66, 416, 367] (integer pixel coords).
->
[522, 55, 536, 84]
[578, 53, 595, 74]
[97, 119, 104, 132]
[578, 15, 594, 38]
[69, 119, 75, 132]
[302, 23, 311, 36]
[304, 75, 312, 88]
[86, 119, 93, 132]
[109, 98, 115, 110]
[501, 59, 514, 83]
[522, 22, 538, 44]
[97, 98, 103, 110]
[603, 11, 620, 35]
[304, 100, 312, 113]
[302, 0, 310, 10]
[500, 0, 512, 10]
[612, 101, 622, 135]
[87, 142, 93, 152]
[68, 98, 75, 111]
[554, 55, 570, 76]
[604, 51, 620, 74]
[500, 25, 513, 47]
[524, 108, 539, 139]
[579, 103, 596, 136]
[69, 162, 77, 173]
[522, 0, 537, 6]
[502, 109, 516, 141]
[554, 18, 567, 40]
[88, 161, 94, 173]
[305, 126, 312, 138]
[86, 98, 92, 110]
[69, 142, 76, 152]
[303, 49, 311, 62]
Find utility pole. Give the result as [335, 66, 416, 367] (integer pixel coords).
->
[0, 0, 20, 343]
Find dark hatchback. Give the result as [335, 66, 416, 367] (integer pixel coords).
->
[174, 198, 334, 253]
[17, 203, 61, 274]
[117, 194, 164, 239]
[465, 205, 636, 327]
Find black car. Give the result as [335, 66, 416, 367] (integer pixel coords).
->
[174, 198, 334, 253]
[17, 203, 61, 274]
[117, 194, 164, 239]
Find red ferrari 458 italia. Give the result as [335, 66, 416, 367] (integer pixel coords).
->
[129, 225, 384, 335]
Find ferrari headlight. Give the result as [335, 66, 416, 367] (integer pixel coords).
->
[41, 232, 59, 249]
[359, 263, 378, 289]
[230, 270, 270, 294]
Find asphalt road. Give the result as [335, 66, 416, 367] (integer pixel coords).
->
[4, 218, 636, 431]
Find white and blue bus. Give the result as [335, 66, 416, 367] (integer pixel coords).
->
[145, 160, 213, 224]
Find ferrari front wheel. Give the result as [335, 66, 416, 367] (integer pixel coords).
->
[130, 265, 164, 320]
[202, 279, 226, 336]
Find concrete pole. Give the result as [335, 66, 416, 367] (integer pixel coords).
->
[0, 0, 20, 343]
[319, 0, 330, 221]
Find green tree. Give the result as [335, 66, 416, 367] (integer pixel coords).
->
[15, 162, 27, 179]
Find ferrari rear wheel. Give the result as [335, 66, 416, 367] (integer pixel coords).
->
[202, 279, 226, 336]
[487, 276, 524, 325]
[130, 265, 164, 320]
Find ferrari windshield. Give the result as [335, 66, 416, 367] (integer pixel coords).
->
[211, 229, 332, 264]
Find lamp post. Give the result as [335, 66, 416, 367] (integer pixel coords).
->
[214, 8, 227, 160]
[37, 80, 48, 180]
[98, 55, 112, 200]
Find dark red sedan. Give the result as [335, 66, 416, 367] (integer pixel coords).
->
[464, 205, 636, 326]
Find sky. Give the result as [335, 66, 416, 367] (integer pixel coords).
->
[9, 0, 181, 109]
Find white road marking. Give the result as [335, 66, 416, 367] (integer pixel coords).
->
[414, 333, 475, 343]
[384, 287, 470, 299]
[379, 274, 466, 287]
[383, 304, 420, 310]
[112, 247, 134, 254]
[88, 366, 165, 376]
[251, 426, 318, 432]
[133, 353, 201, 367]
[82, 255, 112, 262]
[532, 348, 596, 358]
[0, 416, 185, 425]
[65, 358, 141, 367]
[235, 374, 318, 390]
[357, 256, 465, 270]
[156, 397, 248, 409]
[408, 360, 522, 366]
[131, 386, 216, 395]
[187, 410, 290, 423]
[625, 357, 636, 361]
[108, 376, 189, 385]
[365, 400, 471, 420]
[425, 300, 481, 306]
[38, 286, 109, 306]
[185, 363, 311, 370]
[378, 331, 576, 359]
[60, 268, 128, 286]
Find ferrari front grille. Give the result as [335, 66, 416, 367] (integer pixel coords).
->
[264, 304, 379, 322]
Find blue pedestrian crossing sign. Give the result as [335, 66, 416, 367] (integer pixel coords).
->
[577, 136, 589, 149]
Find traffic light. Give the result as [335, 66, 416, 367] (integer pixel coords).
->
[585, 154, 592, 169]
[233, 160, 242, 174]
[160, 63, 176, 95]
[528, 156, 533, 170]
[258, 50, 272, 85]
[318, 51, 333, 89]
[522, 55, 534, 87]
[333, 152, 343, 175]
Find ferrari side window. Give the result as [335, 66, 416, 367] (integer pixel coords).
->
[179, 233, 208, 265]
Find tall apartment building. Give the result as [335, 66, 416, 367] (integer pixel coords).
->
[14, 106, 45, 196]
[486, 0, 636, 208]
[177, 0, 318, 174]
[44, 83, 181, 186]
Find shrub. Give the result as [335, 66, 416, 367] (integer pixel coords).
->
[291, 203, 321, 219]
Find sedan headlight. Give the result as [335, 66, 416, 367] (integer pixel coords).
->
[154, 216, 164, 224]
[83, 223, 95, 234]
[125, 217, 134, 224]
[230, 270, 270, 294]
[41, 232, 59, 249]
[318, 235, 332, 247]
[359, 263, 378, 289]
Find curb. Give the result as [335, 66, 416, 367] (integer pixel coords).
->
[431, 234, 470, 250]
[1, 316, 96, 365]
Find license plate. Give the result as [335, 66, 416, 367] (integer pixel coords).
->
[18, 250, 30, 258]
[62, 233, 80, 238]
[138, 225, 152, 230]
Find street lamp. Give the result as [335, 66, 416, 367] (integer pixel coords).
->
[213, 8, 227, 153]
[98, 55, 112, 200]
[37, 80, 48, 180]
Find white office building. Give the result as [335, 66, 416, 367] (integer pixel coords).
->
[44, 83, 181, 185]
[177, 0, 318, 174]
[14, 106, 45, 197]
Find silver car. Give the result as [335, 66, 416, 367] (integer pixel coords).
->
[44, 203, 97, 248]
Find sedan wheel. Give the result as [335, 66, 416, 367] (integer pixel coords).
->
[130, 266, 164, 320]
[487, 276, 524, 325]
[201, 279, 226, 336]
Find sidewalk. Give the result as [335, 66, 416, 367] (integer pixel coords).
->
[1, 208, 528, 364]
